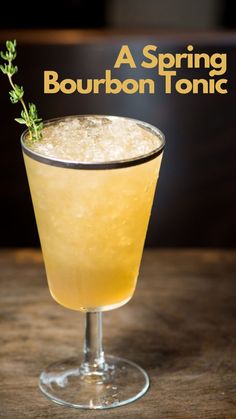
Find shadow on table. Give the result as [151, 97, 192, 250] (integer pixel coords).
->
[109, 272, 236, 375]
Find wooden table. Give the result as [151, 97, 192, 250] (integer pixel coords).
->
[0, 249, 235, 418]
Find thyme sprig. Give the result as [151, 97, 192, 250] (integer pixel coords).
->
[0, 40, 43, 141]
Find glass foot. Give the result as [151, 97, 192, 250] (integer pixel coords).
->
[39, 355, 149, 409]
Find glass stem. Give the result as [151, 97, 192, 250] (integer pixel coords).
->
[82, 312, 106, 374]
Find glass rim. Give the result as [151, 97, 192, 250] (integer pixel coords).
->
[21, 115, 165, 170]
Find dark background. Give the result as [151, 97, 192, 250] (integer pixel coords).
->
[0, 0, 235, 248]
[0, 0, 234, 30]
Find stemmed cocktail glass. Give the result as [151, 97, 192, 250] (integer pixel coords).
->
[21, 115, 165, 409]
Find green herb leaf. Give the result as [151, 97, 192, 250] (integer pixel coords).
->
[9, 90, 19, 103]
[15, 117, 27, 124]
[0, 63, 7, 74]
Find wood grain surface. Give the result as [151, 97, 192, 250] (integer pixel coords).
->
[0, 249, 235, 418]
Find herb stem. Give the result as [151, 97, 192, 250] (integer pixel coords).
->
[0, 40, 43, 141]
[8, 73, 28, 117]
[8, 70, 33, 140]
